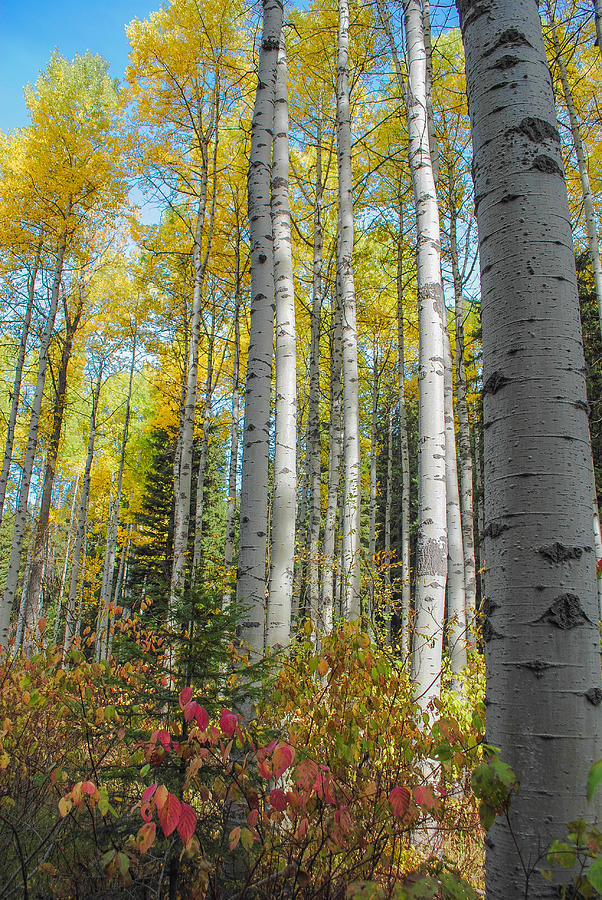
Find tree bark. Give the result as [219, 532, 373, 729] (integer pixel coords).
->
[0, 228, 68, 650]
[224, 222, 242, 582]
[594, 0, 602, 64]
[267, 31, 297, 650]
[403, 0, 448, 710]
[191, 299, 216, 581]
[322, 278, 343, 632]
[0, 243, 41, 524]
[396, 207, 412, 652]
[52, 475, 80, 646]
[236, 0, 283, 658]
[457, 0, 602, 892]
[336, 0, 361, 619]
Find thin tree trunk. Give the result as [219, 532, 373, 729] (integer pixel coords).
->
[224, 229, 242, 581]
[422, 0, 440, 184]
[63, 365, 102, 652]
[403, 0, 448, 709]
[307, 118, 323, 619]
[0, 242, 41, 524]
[336, 0, 361, 619]
[368, 350, 379, 618]
[594, 0, 602, 64]
[322, 279, 343, 632]
[0, 229, 68, 650]
[53, 475, 80, 645]
[457, 0, 602, 892]
[443, 328, 467, 677]
[448, 180, 477, 629]
[97, 332, 136, 660]
[236, 0, 283, 657]
[384, 404, 393, 640]
[267, 31, 297, 650]
[25, 292, 83, 634]
[13, 497, 40, 655]
[548, 12, 602, 341]
[191, 300, 216, 581]
[396, 208, 412, 654]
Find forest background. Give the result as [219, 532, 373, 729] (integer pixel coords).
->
[0, 0, 601, 896]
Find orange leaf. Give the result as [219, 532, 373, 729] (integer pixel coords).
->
[273, 743, 295, 779]
[155, 784, 168, 811]
[413, 785, 437, 811]
[137, 822, 156, 854]
[229, 826, 241, 850]
[294, 759, 318, 792]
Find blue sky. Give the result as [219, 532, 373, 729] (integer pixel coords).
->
[0, 0, 160, 132]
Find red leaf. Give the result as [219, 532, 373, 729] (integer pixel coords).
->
[179, 687, 193, 710]
[158, 792, 181, 837]
[220, 709, 237, 737]
[81, 781, 97, 796]
[335, 805, 353, 833]
[389, 786, 411, 818]
[413, 785, 437, 811]
[141, 802, 153, 822]
[269, 788, 288, 812]
[157, 729, 171, 749]
[183, 701, 197, 723]
[247, 808, 259, 827]
[294, 759, 318, 792]
[194, 705, 209, 730]
[142, 783, 157, 803]
[272, 743, 295, 779]
[177, 802, 197, 843]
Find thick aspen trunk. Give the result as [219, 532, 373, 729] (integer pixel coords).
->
[443, 329, 467, 676]
[457, 0, 602, 893]
[0, 232, 68, 650]
[397, 209, 412, 653]
[0, 244, 41, 524]
[26, 297, 83, 634]
[63, 367, 102, 652]
[97, 334, 135, 661]
[403, 0, 448, 709]
[594, 0, 602, 64]
[236, 0, 283, 657]
[322, 281, 343, 632]
[336, 0, 361, 618]
[422, 0, 440, 184]
[448, 182, 477, 627]
[267, 32, 297, 650]
[307, 122, 323, 619]
[548, 15, 602, 341]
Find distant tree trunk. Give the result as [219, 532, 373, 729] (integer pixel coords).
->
[97, 332, 136, 661]
[0, 228, 68, 650]
[404, 0, 448, 709]
[224, 230, 242, 582]
[448, 180, 477, 628]
[63, 365, 102, 652]
[396, 207, 412, 653]
[322, 277, 343, 632]
[0, 242, 41, 524]
[306, 119, 323, 619]
[444, 329, 467, 677]
[336, 0, 361, 618]
[368, 349, 379, 618]
[13, 495, 41, 655]
[548, 13, 602, 340]
[384, 404, 394, 639]
[236, 0, 283, 657]
[268, 31, 297, 650]
[53, 475, 80, 645]
[594, 0, 602, 64]
[457, 0, 602, 893]
[171, 119, 217, 601]
[25, 290, 84, 635]
[191, 299, 216, 581]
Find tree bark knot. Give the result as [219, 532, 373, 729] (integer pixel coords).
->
[485, 28, 532, 56]
[585, 687, 602, 706]
[536, 593, 592, 629]
[531, 155, 563, 176]
[538, 542, 586, 564]
[483, 521, 508, 539]
[517, 659, 553, 678]
[492, 54, 520, 71]
[482, 371, 511, 396]
[508, 117, 560, 145]
[482, 618, 503, 643]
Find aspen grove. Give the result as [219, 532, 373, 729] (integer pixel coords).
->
[0, 0, 601, 897]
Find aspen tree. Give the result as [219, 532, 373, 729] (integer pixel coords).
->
[236, 0, 283, 656]
[267, 30, 297, 649]
[336, 0, 361, 618]
[457, 0, 602, 892]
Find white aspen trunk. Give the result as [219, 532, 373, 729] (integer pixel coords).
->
[13, 499, 40, 655]
[421, 0, 440, 185]
[267, 31, 297, 650]
[384, 404, 394, 642]
[191, 302, 216, 581]
[322, 279, 344, 632]
[457, 0, 602, 893]
[63, 367, 102, 652]
[307, 120, 323, 619]
[448, 181, 477, 629]
[170, 126, 214, 601]
[404, 0, 448, 709]
[224, 236, 242, 579]
[52, 475, 80, 645]
[236, 0, 283, 657]
[336, 0, 361, 619]
[0, 243, 41, 524]
[443, 328, 467, 677]
[0, 232, 68, 650]
[549, 16, 602, 341]
[97, 334, 135, 661]
[472, 409, 485, 601]
[368, 350, 379, 621]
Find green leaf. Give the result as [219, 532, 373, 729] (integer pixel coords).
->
[547, 840, 576, 869]
[440, 872, 478, 900]
[587, 857, 602, 892]
[587, 759, 602, 802]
